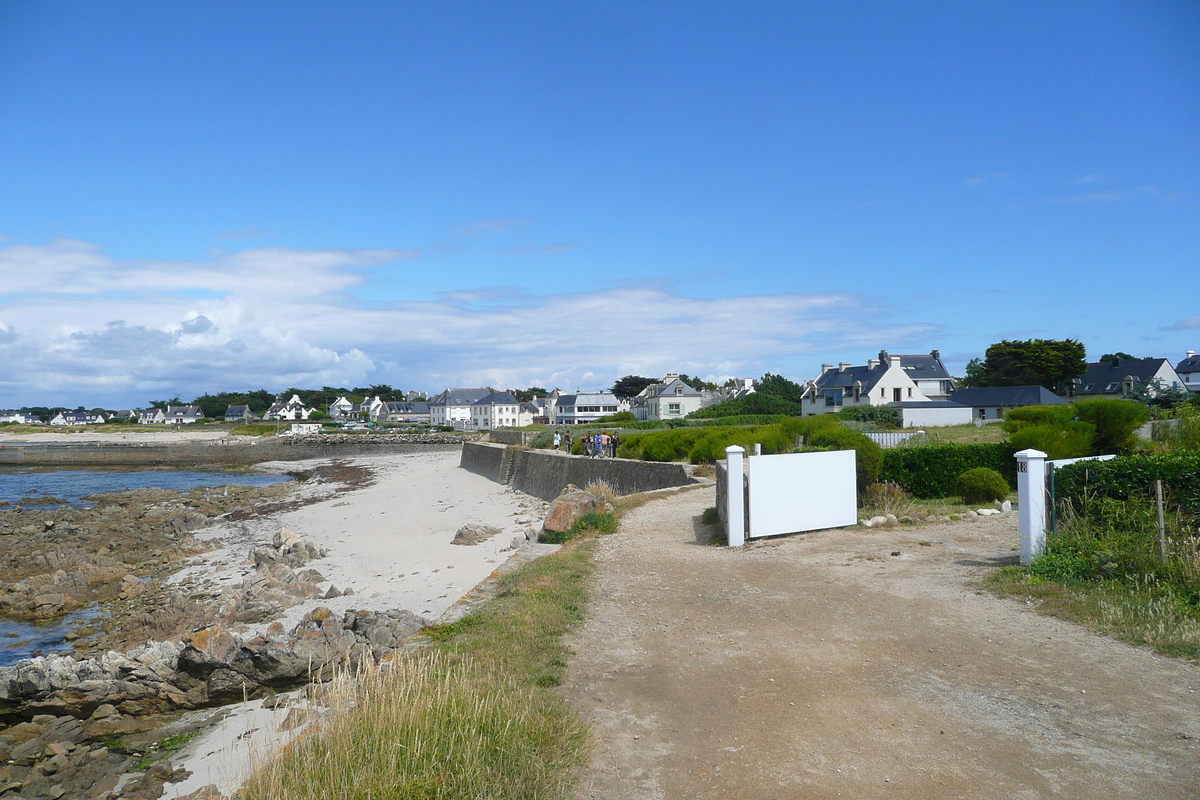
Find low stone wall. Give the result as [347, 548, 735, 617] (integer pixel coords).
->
[460, 442, 694, 501]
[0, 434, 473, 467]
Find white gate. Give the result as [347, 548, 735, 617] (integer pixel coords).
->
[724, 446, 857, 545]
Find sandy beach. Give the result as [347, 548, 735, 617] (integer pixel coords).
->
[0, 428, 235, 444]
[160, 448, 554, 798]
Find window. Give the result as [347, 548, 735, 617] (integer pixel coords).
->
[668, 403, 681, 414]
[825, 388, 844, 407]
[907, 388, 912, 398]
[893, 388, 902, 402]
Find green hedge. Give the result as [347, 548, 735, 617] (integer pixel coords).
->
[618, 416, 882, 490]
[880, 443, 1019, 498]
[1054, 452, 1200, 518]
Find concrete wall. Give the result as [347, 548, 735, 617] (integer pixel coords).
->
[458, 439, 507, 481]
[487, 430, 529, 446]
[460, 442, 694, 501]
[899, 406, 974, 428]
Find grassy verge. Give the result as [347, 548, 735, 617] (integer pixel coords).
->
[238, 522, 602, 799]
[918, 423, 1007, 444]
[988, 568, 1200, 662]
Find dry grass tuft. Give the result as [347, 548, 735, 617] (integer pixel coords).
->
[239, 651, 587, 800]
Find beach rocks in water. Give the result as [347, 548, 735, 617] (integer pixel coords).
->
[451, 524, 501, 546]
[540, 485, 614, 540]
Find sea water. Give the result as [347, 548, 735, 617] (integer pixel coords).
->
[0, 467, 290, 508]
[0, 466, 292, 664]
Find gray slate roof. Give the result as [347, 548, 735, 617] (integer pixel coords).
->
[1074, 358, 1172, 395]
[950, 386, 1068, 408]
[473, 392, 518, 406]
[431, 388, 491, 406]
[888, 401, 968, 409]
[1176, 353, 1200, 375]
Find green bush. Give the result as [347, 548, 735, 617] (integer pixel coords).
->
[836, 405, 902, 428]
[1003, 404, 1077, 428]
[597, 411, 636, 423]
[955, 467, 1010, 504]
[1008, 422, 1095, 459]
[1073, 398, 1150, 453]
[688, 393, 801, 418]
[881, 443, 1019, 498]
[1054, 452, 1200, 519]
[542, 512, 618, 544]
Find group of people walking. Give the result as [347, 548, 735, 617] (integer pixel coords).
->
[552, 430, 619, 458]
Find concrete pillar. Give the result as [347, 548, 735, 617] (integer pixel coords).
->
[726, 445, 745, 547]
[753, 442, 762, 456]
[1016, 449, 1048, 566]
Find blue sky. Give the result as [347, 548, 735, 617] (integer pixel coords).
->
[1, 2, 1197, 407]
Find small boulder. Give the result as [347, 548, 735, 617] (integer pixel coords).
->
[452, 524, 501, 546]
[1001, 500, 1012, 513]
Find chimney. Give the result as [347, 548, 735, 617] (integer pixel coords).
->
[1188, 351, 1196, 359]
[821, 363, 833, 374]
[838, 362, 851, 372]
[867, 359, 879, 369]
[1111, 356, 1121, 367]
[931, 349, 940, 360]
[890, 355, 902, 368]
[878, 350, 888, 363]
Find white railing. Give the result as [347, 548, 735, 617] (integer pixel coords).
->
[865, 431, 926, 448]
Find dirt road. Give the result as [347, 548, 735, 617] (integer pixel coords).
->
[565, 487, 1200, 799]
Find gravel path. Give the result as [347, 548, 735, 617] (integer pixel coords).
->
[564, 486, 1200, 800]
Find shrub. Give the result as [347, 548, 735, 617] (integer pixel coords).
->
[862, 482, 913, 516]
[836, 405, 902, 428]
[881, 443, 1018, 498]
[542, 512, 618, 544]
[1003, 404, 1078, 428]
[688, 393, 801, 418]
[1073, 398, 1150, 453]
[597, 411, 636, 423]
[956, 467, 1010, 504]
[1008, 422, 1095, 460]
[1054, 452, 1200, 519]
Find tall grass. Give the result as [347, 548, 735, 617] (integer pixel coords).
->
[240, 530, 600, 800]
[238, 652, 587, 800]
[989, 493, 1200, 661]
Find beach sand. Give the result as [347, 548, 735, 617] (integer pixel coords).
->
[162, 448, 552, 798]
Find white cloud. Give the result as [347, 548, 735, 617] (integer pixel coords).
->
[0, 238, 940, 406]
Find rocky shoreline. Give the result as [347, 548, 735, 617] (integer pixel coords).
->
[0, 453, 556, 799]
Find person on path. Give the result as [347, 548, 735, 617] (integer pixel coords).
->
[553, 432, 561, 451]
[565, 432, 572, 454]
[594, 434, 604, 458]
[610, 432, 620, 458]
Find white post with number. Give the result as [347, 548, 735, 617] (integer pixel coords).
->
[1015, 448, 1048, 566]
[726, 445, 745, 547]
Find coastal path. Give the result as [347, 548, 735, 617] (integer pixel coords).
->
[564, 486, 1200, 799]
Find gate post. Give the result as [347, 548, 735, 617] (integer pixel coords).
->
[725, 445, 745, 547]
[1015, 449, 1048, 566]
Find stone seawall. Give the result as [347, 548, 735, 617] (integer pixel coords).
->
[460, 442, 694, 501]
[0, 434, 476, 467]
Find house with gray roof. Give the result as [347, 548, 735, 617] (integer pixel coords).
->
[1065, 357, 1184, 400]
[632, 374, 703, 421]
[1176, 351, 1200, 393]
[382, 401, 431, 423]
[803, 351, 953, 415]
[470, 391, 522, 429]
[429, 388, 491, 429]
[224, 404, 259, 423]
[164, 405, 204, 424]
[950, 385, 1068, 422]
[554, 391, 626, 425]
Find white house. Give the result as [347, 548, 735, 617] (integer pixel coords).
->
[164, 405, 204, 424]
[138, 408, 166, 425]
[328, 396, 356, 420]
[631, 374, 704, 421]
[1175, 351, 1200, 393]
[380, 401, 431, 424]
[1066, 357, 1185, 400]
[0, 411, 42, 424]
[554, 391, 627, 425]
[50, 411, 107, 426]
[470, 391, 522, 429]
[262, 395, 317, 421]
[429, 388, 491, 429]
[804, 352, 931, 414]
